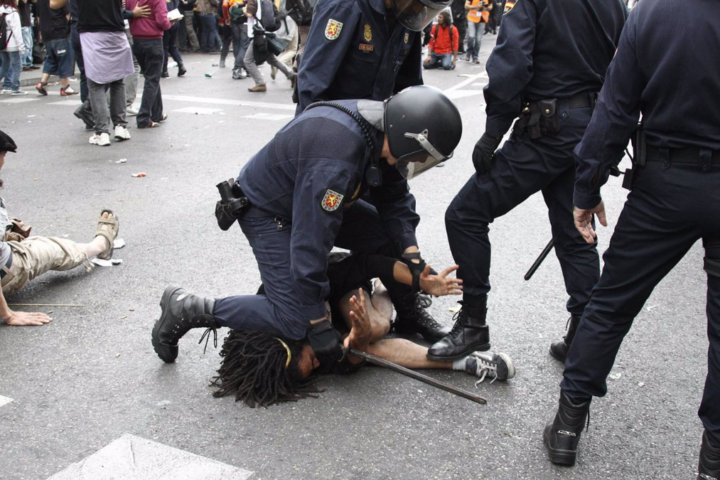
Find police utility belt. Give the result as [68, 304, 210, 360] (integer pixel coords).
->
[515, 92, 598, 140]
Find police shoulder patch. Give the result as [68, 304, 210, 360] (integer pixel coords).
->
[325, 19, 344, 40]
[322, 189, 344, 212]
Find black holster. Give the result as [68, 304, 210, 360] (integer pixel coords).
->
[215, 179, 249, 231]
[622, 124, 646, 191]
[515, 98, 560, 139]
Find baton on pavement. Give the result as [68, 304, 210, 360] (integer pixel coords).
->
[347, 348, 487, 405]
[524, 238, 554, 281]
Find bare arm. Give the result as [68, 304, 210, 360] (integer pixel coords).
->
[49, 0, 67, 9]
[0, 286, 52, 326]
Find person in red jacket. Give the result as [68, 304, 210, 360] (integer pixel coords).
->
[423, 10, 459, 70]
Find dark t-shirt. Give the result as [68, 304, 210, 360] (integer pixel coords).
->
[36, 0, 70, 41]
[17, 0, 32, 28]
[77, 0, 125, 33]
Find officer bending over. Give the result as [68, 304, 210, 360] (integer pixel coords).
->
[427, 0, 627, 364]
[153, 86, 463, 373]
[543, 1, 720, 476]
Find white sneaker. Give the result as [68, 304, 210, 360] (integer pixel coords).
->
[11, 90, 28, 96]
[114, 125, 131, 141]
[126, 107, 138, 116]
[0, 89, 12, 95]
[89, 132, 111, 146]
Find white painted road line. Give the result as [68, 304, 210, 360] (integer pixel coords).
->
[445, 90, 484, 100]
[0, 98, 38, 104]
[0, 395, 13, 407]
[163, 94, 296, 111]
[173, 106, 225, 115]
[243, 112, 294, 121]
[47, 434, 254, 480]
[48, 100, 83, 106]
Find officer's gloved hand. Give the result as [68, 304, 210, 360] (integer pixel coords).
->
[308, 319, 343, 369]
[472, 133, 502, 176]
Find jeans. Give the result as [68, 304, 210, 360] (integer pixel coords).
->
[423, 52, 453, 70]
[0, 50, 22, 91]
[124, 30, 140, 107]
[231, 22, 250, 70]
[199, 14, 221, 52]
[163, 23, 183, 71]
[88, 78, 127, 134]
[21, 27, 33, 67]
[132, 38, 164, 127]
[466, 20, 484, 60]
[180, 11, 200, 51]
[244, 41, 292, 86]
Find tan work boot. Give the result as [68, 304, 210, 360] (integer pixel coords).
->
[248, 84, 267, 92]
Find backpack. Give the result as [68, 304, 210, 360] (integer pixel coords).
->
[259, 0, 282, 32]
[0, 12, 14, 52]
[285, 0, 313, 26]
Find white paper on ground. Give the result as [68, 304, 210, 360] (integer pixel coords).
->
[113, 238, 126, 249]
[91, 258, 123, 267]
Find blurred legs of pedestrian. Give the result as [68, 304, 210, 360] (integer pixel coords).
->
[37, 37, 77, 96]
[199, 13, 220, 52]
[70, 26, 88, 101]
[124, 29, 140, 116]
[244, 46, 293, 92]
[218, 23, 232, 68]
[0, 50, 23, 94]
[231, 22, 249, 79]
[88, 79, 128, 146]
[466, 20, 483, 63]
[181, 10, 200, 51]
[272, 28, 298, 80]
[132, 38, 165, 128]
[21, 27, 34, 69]
[162, 23, 186, 77]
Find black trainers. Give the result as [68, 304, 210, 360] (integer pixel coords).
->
[151, 286, 217, 363]
[178, 65, 187, 77]
[161, 70, 170, 78]
[543, 392, 591, 466]
[699, 431, 720, 480]
[427, 304, 490, 361]
[466, 351, 515, 384]
[73, 100, 94, 130]
[393, 293, 451, 343]
[549, 314, 581, 363]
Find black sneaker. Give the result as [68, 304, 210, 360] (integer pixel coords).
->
[543, 392, 591, 466]
[699, 431, 720, 480]
[466, 351, 515, 384]
[161, 70, 170, 78]
[178, 65, 187, 77]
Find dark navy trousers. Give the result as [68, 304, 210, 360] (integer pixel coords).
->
[213, 200, 402, 341]
[562, 156, 720, 446]
[446, 104, 600, 315]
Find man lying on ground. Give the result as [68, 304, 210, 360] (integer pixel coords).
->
[151, 252, 515, 407]
[0, 130, 120, 326]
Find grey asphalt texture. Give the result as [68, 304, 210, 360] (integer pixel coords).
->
[0, 37, 711, 480]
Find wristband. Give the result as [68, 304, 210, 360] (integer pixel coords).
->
[401, 252, 426, 293]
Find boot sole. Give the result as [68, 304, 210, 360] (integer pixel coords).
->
[543, 430, 577, 466]
[426, 342, 491, 362]
[151, 286, 183, 363]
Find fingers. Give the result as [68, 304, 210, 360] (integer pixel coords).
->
[439, 264, 459, 278]
[596, 205, 608, 227]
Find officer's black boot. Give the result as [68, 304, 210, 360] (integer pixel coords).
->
[543, 391, 591, 466]
[151, 286, 217, 363]
[393, 292, 451, 343]
[549, 314, 581, 363]
[699, 431, 720, 480]
[426, 298, 490, 361]
[73, 100, 94, 130]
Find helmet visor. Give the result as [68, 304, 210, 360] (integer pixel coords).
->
[391, 0, 449, 31]
[395, 130, 452, 180]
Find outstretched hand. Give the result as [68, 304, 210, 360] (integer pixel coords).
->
[3, 310, 52, 326]
[419, 265, 463, 297]
[343, 289, 372, 353]
[573, 202, 607, 244]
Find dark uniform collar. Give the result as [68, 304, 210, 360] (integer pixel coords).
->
[369, 0, 388, 15]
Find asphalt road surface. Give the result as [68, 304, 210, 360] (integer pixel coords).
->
[0, 37, 711, 480]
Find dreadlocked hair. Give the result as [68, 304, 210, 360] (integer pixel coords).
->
[210, 329, 320, 408]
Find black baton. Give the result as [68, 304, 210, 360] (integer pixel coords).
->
[347, 348, 487, 405]
[524, 238, 554, 281]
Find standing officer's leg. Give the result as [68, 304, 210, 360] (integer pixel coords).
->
[335, 200, 450, 342]
[545, 164, 701, 465]
[699, 237, 720, 477]
[542, 166, 600, 362]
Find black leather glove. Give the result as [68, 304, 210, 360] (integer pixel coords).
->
[472, 132, 502, 176]
[307, 319, 343, 369]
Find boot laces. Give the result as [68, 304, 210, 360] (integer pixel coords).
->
[448, 308, 467, 337]
[198, 327, 218, 354]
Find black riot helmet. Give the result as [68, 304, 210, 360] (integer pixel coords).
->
[384, 85, 462, 180]
[390, 0, 453, 31]
[0, 130, 17, 153]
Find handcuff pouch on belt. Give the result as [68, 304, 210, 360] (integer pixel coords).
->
[215, 178, 249, 231]
[515, 98, 560, 139]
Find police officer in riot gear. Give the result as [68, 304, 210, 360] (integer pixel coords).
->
[152, 86, 462, 368]
[295, 0, 451, 114]
[543, 1, 720, 476]
[426, 0, 627, 363]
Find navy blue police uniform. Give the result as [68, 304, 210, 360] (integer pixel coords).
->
[444, 0, 626, 326]
[295, 0, 423, 113]
[560, 0, 720, 451]
[212, 101, 420, 341]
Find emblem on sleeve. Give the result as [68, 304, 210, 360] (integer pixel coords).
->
[322, 189, 345, 211]
[364, 24, 372, 42]
[325, 19, 344, 40]
[404, 32, 409, 43]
